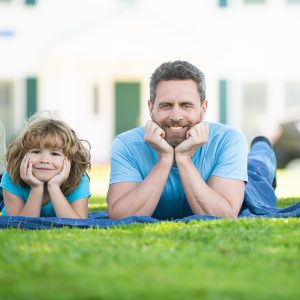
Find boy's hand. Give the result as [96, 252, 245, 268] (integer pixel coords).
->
[20, 155, 44, 188]
[47, 158, 71, 188]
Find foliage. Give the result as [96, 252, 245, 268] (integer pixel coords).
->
[0, 197, 299, 300]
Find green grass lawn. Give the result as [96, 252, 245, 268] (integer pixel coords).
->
[0, 196, 299, 300]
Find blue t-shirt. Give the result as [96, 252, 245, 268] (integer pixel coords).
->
[0, 172, 90, 217]
[109, 122, 248, 220]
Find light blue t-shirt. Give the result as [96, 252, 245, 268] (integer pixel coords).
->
[0, 172, 90, 217]
[110, 122, 248, 220]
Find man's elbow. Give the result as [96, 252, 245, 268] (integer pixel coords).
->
[107, 202, 130, 220]
[222, 196, 242, 218]
[108, 208, 122, 220]
[108, 202, 150, 219]
[224, 210, 239, 218]
[223, 205, 241, 218]
[108, 209, 134, 220]
[107, 203, 119, 219]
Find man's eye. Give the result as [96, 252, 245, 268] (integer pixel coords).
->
[159, 104, 171, 109]
[183, 103, 193, 108]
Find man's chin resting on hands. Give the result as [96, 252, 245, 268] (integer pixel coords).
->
[107, 60, 248, 220]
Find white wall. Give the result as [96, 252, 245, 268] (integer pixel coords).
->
[1, 0, 300, 161]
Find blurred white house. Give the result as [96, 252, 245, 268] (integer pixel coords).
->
[1, 0, 300, 163]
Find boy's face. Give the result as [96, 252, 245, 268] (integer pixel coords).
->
[26, 148, 66, 182]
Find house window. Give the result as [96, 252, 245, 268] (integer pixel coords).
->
[26, 77, 38, 118]
[92, 85, 100, 115]
[25, 0, 37, 6]
[218, 0, 228, 7]
[242, 82, 268, 139]
[243, 0, 266, 4]
[219, 80, 227, 124]
[119, 0, 139, 7]
[114, 82, 140, 136]
[0, 81, 14, 143]
[285, 82, 300, 109]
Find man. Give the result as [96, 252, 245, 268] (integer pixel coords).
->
[107, 60, 250, 220]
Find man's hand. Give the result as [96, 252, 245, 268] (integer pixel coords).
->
[20, 155, 44, 188]
[48, 158, 71, 188]
[144, 120, 174, 162]
[175, 122, 209, 160]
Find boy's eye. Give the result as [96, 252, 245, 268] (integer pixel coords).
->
[52, 152, 61, 156]
[51, 151, 63, 156]
[30, 150, 40, 154]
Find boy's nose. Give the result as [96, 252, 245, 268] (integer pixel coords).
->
[40, 152, 50, 164]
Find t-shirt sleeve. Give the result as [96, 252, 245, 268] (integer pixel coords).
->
[67, 174, 91, 203]
[211, 129, 248, 182]
[0, 171, 24, 198]
[109, 136, 144, 185]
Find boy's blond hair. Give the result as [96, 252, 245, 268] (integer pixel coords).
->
[6, 114, 91, 195]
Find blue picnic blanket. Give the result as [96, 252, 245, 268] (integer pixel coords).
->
[0, 200, 299, 230]
[0, 204, 300, 229]
[0, 157, 300, 229]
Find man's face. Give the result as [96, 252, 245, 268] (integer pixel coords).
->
[148, 80, 207, 147]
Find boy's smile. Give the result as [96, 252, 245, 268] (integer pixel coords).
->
[27, 148, 66, 182]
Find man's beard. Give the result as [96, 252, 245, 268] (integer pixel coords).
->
[165, 133, 186, 147]
[160, 121, 192, 147]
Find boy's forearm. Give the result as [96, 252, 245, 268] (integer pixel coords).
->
[17, 186, 44, 217]
[47, 185, 85, 218]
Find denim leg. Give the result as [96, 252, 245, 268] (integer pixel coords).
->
[248, 141, 276, 185]
[239, 141, 278, 216]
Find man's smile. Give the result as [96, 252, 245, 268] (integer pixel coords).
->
[168, 126, 184, 130]
[166, 126, 187, 133]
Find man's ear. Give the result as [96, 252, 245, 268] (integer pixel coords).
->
[148, 100, 154, 115]
[200, 100, 208, 121]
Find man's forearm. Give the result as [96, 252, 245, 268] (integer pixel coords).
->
[176, 157, 237, 217]
[108, 157, 173, 219]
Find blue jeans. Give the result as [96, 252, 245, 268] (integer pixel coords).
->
[240, 141, 278, 216]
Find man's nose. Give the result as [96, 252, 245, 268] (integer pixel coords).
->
[169, 107, 183, 121]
